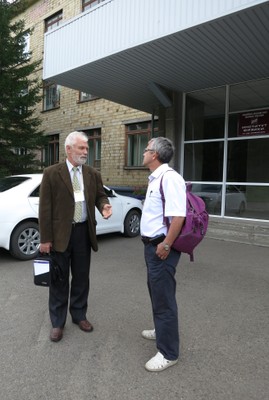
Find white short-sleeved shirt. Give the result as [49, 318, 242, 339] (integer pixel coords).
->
[140, 163, 186, 237]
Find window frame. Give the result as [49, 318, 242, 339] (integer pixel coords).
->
[23, 32, 30, 56]
[46, 134, 59, 166]
[43, 81, 60, 111]
[183, 78, 269, 221]
[84, 128, 102, 169]
[125, 120, 159, 168]
[82, 0, 106, 12]
[44, 10, 63, 32]
[78, 92, 99, 103]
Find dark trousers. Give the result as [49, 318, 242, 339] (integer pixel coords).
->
[49, 222, 91, 328]
[144, 243, 181, 360]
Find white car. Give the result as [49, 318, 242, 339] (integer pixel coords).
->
[0, 174, 143, 260]
[191, 184, 247, 215]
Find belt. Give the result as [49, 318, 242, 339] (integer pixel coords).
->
[72, 220, 88, 228]
[141, 234, 165, 246]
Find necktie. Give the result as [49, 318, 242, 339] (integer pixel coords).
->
[72, 167, 82, 222]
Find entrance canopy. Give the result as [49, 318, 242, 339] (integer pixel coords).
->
[43, 0, 269, 113]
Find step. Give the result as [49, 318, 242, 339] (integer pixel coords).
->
[206, 218, 269, 247]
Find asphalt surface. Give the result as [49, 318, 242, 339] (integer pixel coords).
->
[0, 235, 268, 400]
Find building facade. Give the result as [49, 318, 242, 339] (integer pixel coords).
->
[18, 0, 269, 242]
[19, 0, 156, 192]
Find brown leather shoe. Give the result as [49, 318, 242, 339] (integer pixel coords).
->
[76, 319, 93, 332]
[50, 327, 63, 342]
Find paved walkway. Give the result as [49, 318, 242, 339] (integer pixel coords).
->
[0, 236, 268, 400]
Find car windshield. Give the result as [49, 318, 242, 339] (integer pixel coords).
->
[0, 176, 30, 192]
[202, 185, 222, 192]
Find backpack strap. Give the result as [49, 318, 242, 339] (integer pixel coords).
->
[159, 175, 167, 227]
[159, 170, 174, 229]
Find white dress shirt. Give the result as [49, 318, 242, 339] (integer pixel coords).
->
[66, 160, 88, 222]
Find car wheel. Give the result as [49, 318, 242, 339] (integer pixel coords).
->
[10, 221, 40, 260]
[123, 210, 141, 237]
[237, 201, 246, 216]
[213, 202, 221, 214]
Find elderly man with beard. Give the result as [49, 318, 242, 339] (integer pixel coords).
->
[39, 131, 112, 342]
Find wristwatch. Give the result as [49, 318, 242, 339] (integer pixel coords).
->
[163, 243, 170, 251]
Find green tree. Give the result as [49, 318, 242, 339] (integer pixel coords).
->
[0, 0, 47, 177]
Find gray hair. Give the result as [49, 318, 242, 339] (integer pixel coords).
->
[149, 137, 174, 163]
[64, 131, 88, 151]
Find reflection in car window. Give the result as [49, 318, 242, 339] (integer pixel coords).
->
[203, 185, 222, 192]
[192, 184, 222, 193]
[226, 186, 242, 193]
[0, 177, 30, 192]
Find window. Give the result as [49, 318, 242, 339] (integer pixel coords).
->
[45, 10, 63, 32]
[184, 87, 226, 182]
[82, 0, 105, 12]
[184, 78, 269, 220]
[185, 87, 226, 141]
[79, 92, 99, 102]
[229, 79, 269, 114]
[44, 134, 59, 166]
[84, 129, 101, 169]
[23, 32, 30, 55]
[228, 79, 269, 139]
[43, 81, 60, 111]
[184, 141, 224, 182]
[30, 185, 40, 198]
[0, 177, 30, 192]
[15, 88, 28, 115]
[14, 148, 28, 156]
[126, 121, 159, 167]
[227, 139, 269, 183]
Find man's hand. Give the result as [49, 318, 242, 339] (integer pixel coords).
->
[39, 242, 52, 254]
[102, 204, 112, 219]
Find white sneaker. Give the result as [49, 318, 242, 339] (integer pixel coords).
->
[145, 351, 178, 372]
[141, 329, 156, 340]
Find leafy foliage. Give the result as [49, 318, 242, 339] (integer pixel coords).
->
[0, 0, 47, 177]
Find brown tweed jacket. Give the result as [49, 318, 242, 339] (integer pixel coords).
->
[39, 162, 109, 252]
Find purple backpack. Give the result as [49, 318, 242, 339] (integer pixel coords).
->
[160, 176, 209, 262]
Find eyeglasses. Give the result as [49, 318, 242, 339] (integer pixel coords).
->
[143, 148, 155, 153]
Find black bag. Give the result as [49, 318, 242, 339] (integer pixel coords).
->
[33, 252, 63, 287]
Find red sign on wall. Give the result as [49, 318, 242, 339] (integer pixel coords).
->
[238, 109, 269, 136]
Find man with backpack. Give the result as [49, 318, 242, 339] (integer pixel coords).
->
[140, 136, 186, 372]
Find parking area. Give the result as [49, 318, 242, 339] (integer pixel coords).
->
[0, 235, 268, 400]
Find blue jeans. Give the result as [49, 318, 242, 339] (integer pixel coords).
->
[144, 243, 181, 360]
